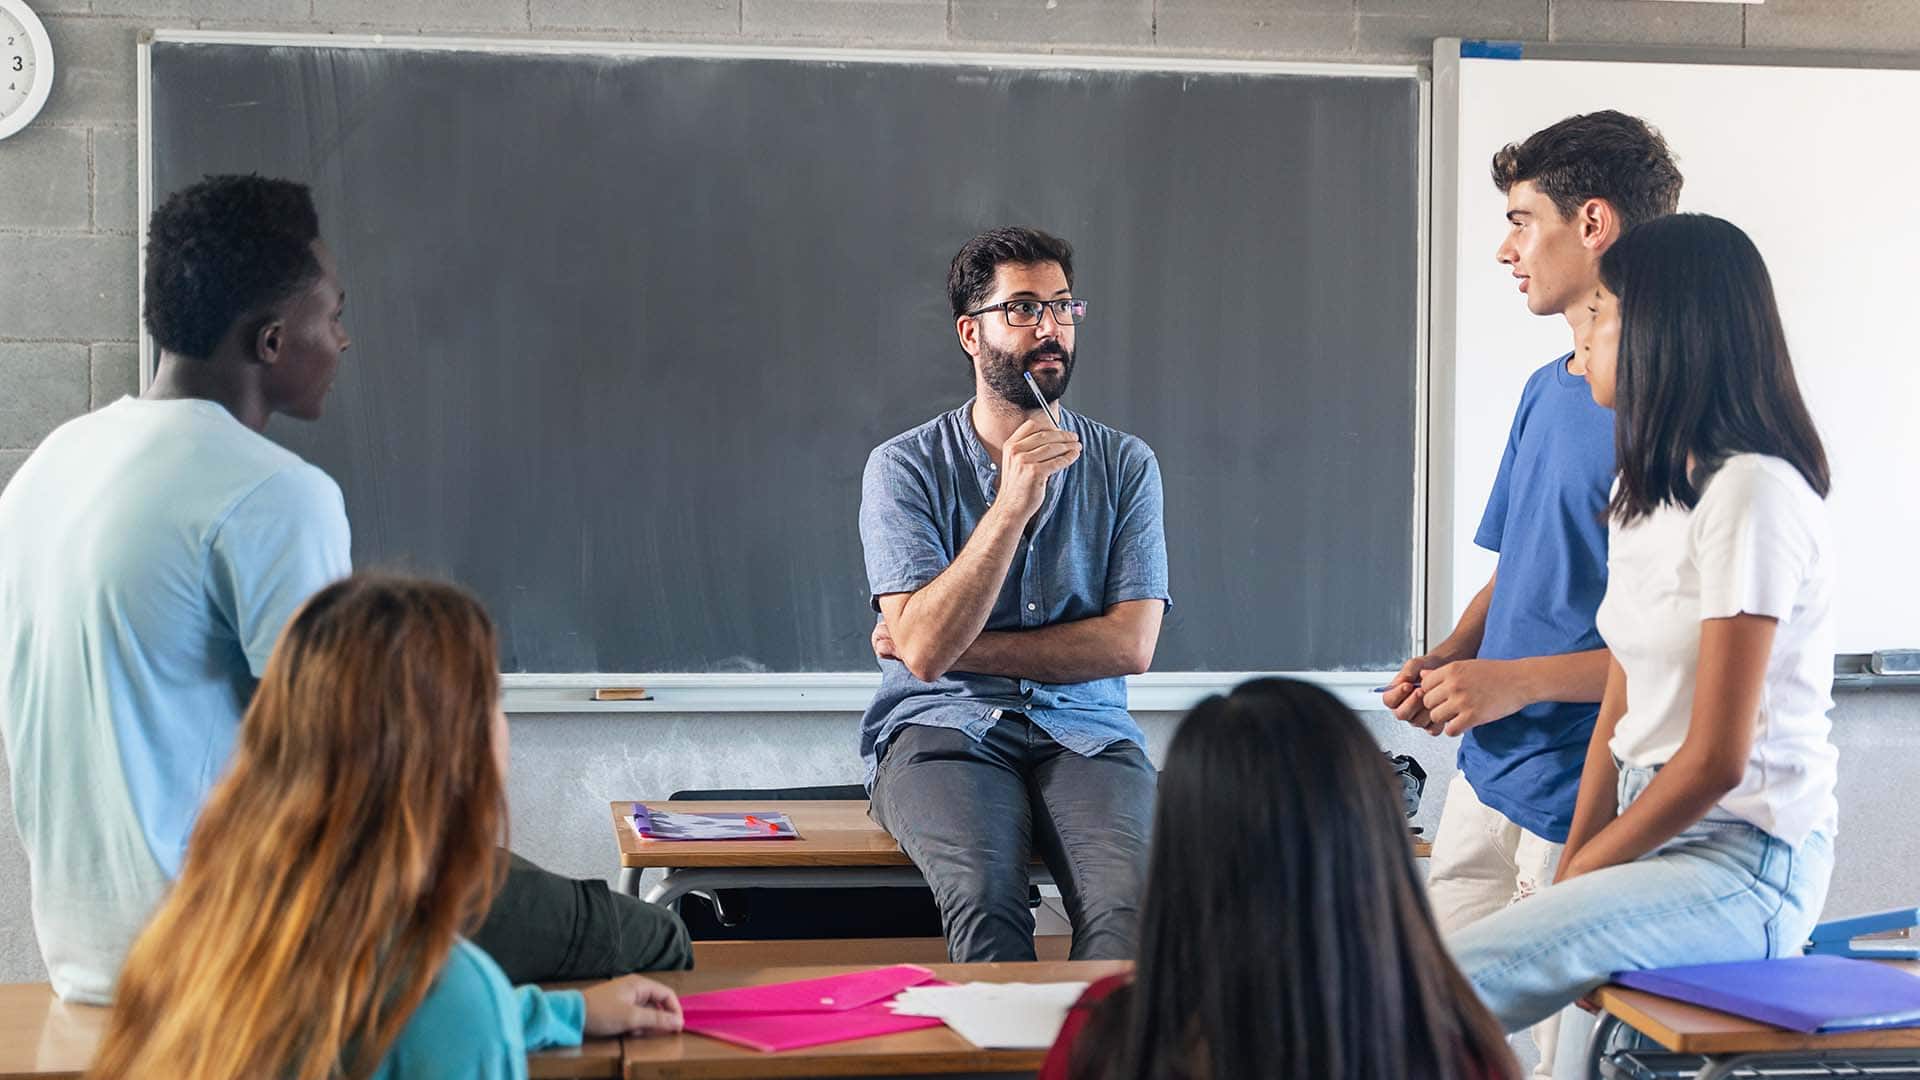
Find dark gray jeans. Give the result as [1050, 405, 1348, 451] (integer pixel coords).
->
[870, 716, 1156, 963]
[472, 851, 692, 982]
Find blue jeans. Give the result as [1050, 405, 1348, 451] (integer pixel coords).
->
[1449, 762, 1834, 1032]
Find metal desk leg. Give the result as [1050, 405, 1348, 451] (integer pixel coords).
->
[1582, 1010, 1625, 1080]
[1694, 1049, 1920, 1080]
[617, 865, 643, 897]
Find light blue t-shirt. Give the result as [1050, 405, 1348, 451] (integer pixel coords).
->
[372, 939, 584, 1079]
[1459, 355, 1615, 843]
[857, 400, 1171, 786]
[0, 396, 350, 1002]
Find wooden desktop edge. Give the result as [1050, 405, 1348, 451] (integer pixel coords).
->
[1588, 967, 1920, 1056]
[610, 801, 1432, 866]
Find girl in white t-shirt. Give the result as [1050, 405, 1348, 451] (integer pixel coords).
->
[1450, 213, 1837, 1053]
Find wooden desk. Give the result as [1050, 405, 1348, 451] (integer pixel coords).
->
[0, 984, 104, 1080]
[1582, 961, 1920, 1080]
[692, 936, 1071, 969]
[0, 982, 622, 1079]
[613, 799, 1432, 903]
[623, 960, 1129, 1079]
[613, 800, 1054, 905]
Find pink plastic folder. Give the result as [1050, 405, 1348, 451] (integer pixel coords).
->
[680, 964, 946, 1053]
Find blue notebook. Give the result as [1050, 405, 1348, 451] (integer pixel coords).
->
[1615, 955, 1920, 1033]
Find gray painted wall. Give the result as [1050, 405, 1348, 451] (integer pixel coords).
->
[5, 0, 1920, 986]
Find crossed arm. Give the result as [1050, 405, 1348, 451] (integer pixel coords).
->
[871, 494, 1161, 684]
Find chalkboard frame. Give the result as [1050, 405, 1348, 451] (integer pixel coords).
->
[137, 31, 1432, 711]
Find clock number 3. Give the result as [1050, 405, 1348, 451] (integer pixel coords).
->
[8, 57, 20, 72]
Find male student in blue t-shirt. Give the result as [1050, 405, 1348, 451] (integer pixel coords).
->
[0, 175, 686, 1004]
[1382, 111, 1682, 1077]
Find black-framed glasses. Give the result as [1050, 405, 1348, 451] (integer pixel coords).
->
[965, 297, 1090, 327]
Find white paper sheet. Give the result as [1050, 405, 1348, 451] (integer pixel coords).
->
[888, 981, 1092, 1050]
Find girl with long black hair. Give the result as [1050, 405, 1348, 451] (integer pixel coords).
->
[1452, 213, 1837, 1050]
[1040, 678, 1518, 1080]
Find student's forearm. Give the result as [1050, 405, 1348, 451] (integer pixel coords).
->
[885, 506, 1028, 682]
[1561, 617, 1772, 879]
[1557, 727, 1622, 873]
[1559, 753, 1735, 876]
[1432, 575, 1496, 661]
[1509, 648, 1611, 706]
[952, 605, 1159, 684]
[1557, 657, 1627, 877]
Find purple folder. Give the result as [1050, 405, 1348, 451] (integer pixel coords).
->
[1615, 955, 1920, 1033]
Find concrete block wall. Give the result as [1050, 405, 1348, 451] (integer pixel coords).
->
[5, 0, 1920, 987]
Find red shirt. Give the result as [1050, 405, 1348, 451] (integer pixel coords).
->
[1037, 973, 1131, 1080]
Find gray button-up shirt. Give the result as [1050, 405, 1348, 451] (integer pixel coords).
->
[857, 399, 1170, 785]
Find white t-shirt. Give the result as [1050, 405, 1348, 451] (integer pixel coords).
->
[1595, 454, 1838, 846]
[0, 397, 350, 1002]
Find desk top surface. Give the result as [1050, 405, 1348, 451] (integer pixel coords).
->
[0, 982, 621, 1080]
[623, 960, 1129, 1080]
[616, 801, 912, 868]
[614, 800, 1431, 867]
[1591, 960, 1920, 1055]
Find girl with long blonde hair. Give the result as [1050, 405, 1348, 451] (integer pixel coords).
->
[90, 574, 680, 1079]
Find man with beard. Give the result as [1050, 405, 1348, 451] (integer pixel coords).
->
[856, 226, 1169, 963]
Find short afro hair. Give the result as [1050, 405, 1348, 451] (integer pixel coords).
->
[1491, 110, 1682, 233]
[947, 226, 1075, 319]
[143, 175, 323, 360]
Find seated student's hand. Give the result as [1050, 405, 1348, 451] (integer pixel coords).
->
[1382, 654, 1446, 735]
[582, 974, 684, 1038]
[1420, 659, 1528, 738]
[871, 618, 898, 662]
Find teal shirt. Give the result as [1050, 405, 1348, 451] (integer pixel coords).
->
[372, 940, 585, 1079]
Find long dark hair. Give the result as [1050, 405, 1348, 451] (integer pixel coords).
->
[1602, 213, 1830, 524]
[1071, 679, 1517, 1080]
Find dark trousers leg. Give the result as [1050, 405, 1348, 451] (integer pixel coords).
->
[1028, 735, 1156, 961]
[870, 723, 1038, 963]
[472, 850, 692, 983]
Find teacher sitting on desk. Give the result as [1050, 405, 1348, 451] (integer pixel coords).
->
[858, 226, 1169, 964]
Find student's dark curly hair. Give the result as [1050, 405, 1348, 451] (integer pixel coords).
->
[1492, 110, 1682, 233]
[143, 175, 323, 360]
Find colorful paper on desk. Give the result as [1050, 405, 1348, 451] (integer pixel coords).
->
[1615, 955, 1920, 1033]
[889, 981, 1090, 1049]
[679, 965, 946, 1053]
[631, 805, 798, 840]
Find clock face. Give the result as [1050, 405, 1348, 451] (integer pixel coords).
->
[0, 9, 35, 121]
[0, 0, 50, 140]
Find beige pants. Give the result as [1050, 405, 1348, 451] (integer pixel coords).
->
[1428, 774, 1565, 1080]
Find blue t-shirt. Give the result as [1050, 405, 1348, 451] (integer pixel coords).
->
[1459, 355, 1614, 843]
[857, 400, 1171, 786]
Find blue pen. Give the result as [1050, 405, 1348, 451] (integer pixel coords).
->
[1023, 370, 1062, 428]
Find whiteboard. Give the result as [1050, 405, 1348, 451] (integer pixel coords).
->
[1439, 49, 1920, 655]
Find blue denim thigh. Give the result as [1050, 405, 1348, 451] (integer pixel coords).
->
[1447, 763, 1829, 1031]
